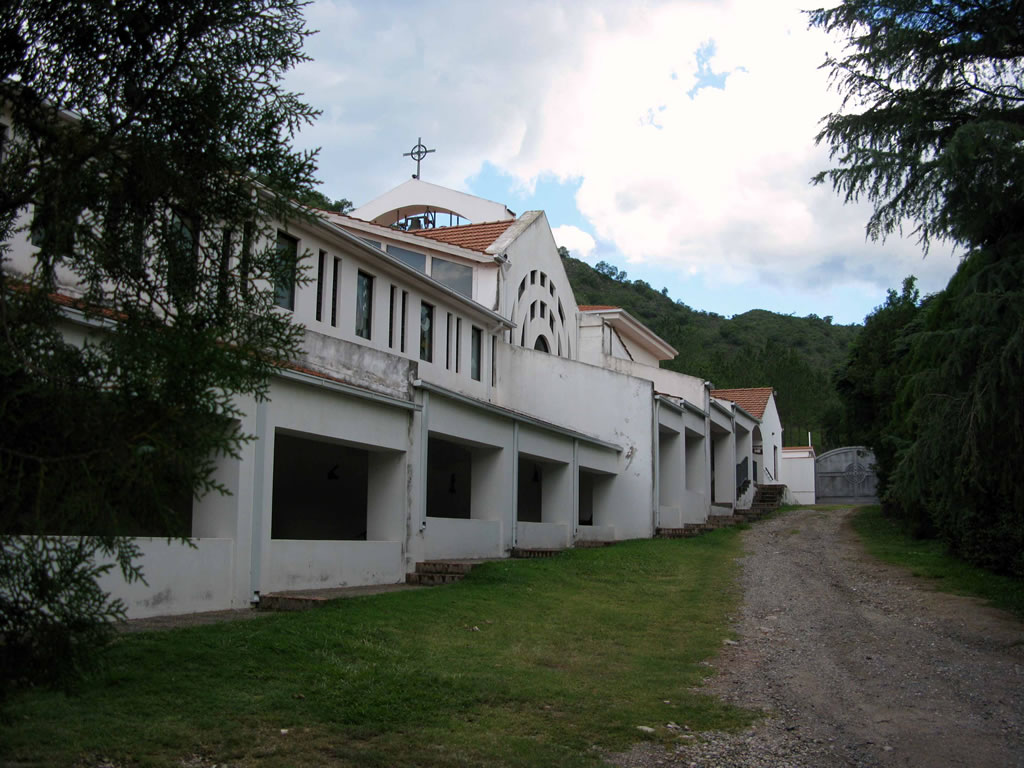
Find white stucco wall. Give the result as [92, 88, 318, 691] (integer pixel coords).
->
[760, 395, 784, 484]
[782, 448, 816, 504]
[96, 538, 236, 619]
[494, 342, 655, 540]
[266, 539, 403, 591]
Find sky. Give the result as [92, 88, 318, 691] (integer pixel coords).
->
[285, 0, 961, 326]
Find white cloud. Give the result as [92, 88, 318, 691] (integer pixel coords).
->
[552, 225, 597, 264]
[289, 0, 960, 312]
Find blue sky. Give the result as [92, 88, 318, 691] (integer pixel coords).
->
[288, 0, 960, 326]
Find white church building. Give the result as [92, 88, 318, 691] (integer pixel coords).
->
[5, 169, 796, 619]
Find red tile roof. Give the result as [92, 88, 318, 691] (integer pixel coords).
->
[410, 220, 515, 253]
[577, 305, 620, 311]
[710, 386, 774, 418]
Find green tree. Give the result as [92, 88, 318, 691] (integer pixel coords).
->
[298, 189, 354, 213]
[0, 0, 318, 698]
[811, 0, 1024, 574]
[809, 0, 1024, 251]
[831, 276, 922, 509]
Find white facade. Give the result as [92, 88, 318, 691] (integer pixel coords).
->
[781, 447, 817, 505]
[4, 173, 791, 618]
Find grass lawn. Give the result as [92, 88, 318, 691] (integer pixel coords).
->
[1, 530, 754, 767]
[852, 505, 1024, 618]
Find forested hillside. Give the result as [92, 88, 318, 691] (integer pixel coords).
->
[561, 254, 861, 447]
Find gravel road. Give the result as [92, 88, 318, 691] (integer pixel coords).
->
[612, 506, 1024, 768]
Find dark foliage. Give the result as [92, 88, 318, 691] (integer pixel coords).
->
[0, 0, 318, 700]
[811, 0, 1024, 574]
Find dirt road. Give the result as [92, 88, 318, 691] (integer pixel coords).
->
[616, 506, 1024, 768]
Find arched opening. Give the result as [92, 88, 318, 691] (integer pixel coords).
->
[533, 336, 550, 353]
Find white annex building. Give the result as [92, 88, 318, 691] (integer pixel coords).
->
[6, 171, 804, 618]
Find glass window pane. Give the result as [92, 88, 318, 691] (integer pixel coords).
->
[386, 244, 426, 272]
[431, 257, 473, 297]
[356, 271, 373, 339]
[471, 326, 482, 381]
[274, 231, 297, 311]
[420, 303, 434, 362]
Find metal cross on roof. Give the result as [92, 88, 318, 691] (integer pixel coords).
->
[403, 137, 435, 179]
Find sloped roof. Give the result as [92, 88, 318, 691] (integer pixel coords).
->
[710, 387, 774, 418]
[578, 304, 620, 311]
[410, 220, 515, 253]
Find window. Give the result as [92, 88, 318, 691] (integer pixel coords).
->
[549, 281, 556, 297]
[240, 222, 254, 298]
[539, 272, 546, 287]
[491, 336, 497, 386]
[445, 313, 452, 369]
[558, 299, 565, 326]
[274, 230, 297, 310]
[518, 277, 527, 299]
[456, 318, 462, 373]
[169, 212, 200, 305]
[315, 250, 326, 322]
[549, 311, 555, 331]
[530, 301, 536, 320]
[330, 257, 340, 326]
[400, 291, 408, 352]
[388, 285, 396, 348]
[387, 244, 426, 272]
[539, 303, 546, 318]
[530, 270, 537, 284]
[431, 257, 473, 297]
[471, 326, 482, 381]
[420, 302, 434, 362]
[360, 237, 382, 250]
[355, 271, 373, 339]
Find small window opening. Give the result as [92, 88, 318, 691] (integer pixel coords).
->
[471, 326, 482, 381]
[400, 291, 408, 353]
[420, 302, 434, 362]
[355, 271, 373, 339]
[330, 257, 340, 327]
[388, 285, 396, 348]
[315, 250, 326, 322]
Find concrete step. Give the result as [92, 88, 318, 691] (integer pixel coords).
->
[406, 572, 465, 587]
[511, 547, 563, 559]
[655, 525, 707, 539]
[257, 593, 329, 612]
[258, 583, 422, 611]
[575, 540, 615, 548]
[415, 560, 476, 575]
[706, 514, 738, 528]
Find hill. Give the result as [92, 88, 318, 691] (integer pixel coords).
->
[561, 254, 861, 448]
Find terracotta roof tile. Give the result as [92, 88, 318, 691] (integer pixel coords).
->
[410, 220, 515, 253]
[577, 305, 620, 311]
[710, 386, 774, 418]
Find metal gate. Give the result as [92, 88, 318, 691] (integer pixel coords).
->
[815, 446, 879, 505]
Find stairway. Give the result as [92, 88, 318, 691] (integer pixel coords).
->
[654, 523, 709, 539]
[657, 484, 787, 539]
[510, 547, 563, 559]
[405, 560, 479, 586]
